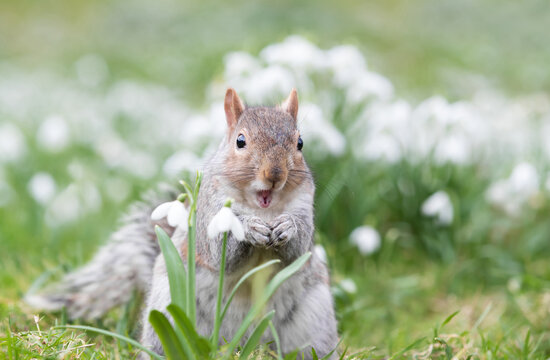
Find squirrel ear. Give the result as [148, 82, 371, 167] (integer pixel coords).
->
[224, 88, 244, 130]
[282, 88, 298, 120]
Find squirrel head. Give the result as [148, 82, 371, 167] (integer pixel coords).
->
[221, 88, 311, 210]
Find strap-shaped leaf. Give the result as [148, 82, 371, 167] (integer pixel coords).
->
[149, 310, 187, 360]
[239, 310, 275, 359]
[269, 321, 283, 360]
[224, 252, 311, 358]
[221, 259, 281, 321]
[156, 226, 187, 311]
[167, 304, 212, 358]
[55, 325, 163, 360]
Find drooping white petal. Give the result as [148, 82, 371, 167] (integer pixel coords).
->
[230, 216, 245, 241]
[421, 191, 454, 225]
[151, 201, 173, 221]
[167, 201, 189, 228]
[207, 206, 244, 240]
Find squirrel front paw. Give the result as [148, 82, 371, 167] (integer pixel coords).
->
[243, 216, 271, 247]
[269, 214, 297, 247]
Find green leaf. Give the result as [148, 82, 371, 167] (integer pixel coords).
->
[167, 304, 212, 358]
[221, 259, 281, 321]
[283, 348, 300, 360]
[224, 252, 311, 358]
[311, 347, 319, 360]
[441, 310, 460, 328]
[239, 310, 275, 359]
[149, 310, 187, 360]
[268, 321, 283, 360]
[156, 226, 187, 311]
[55, 325, 163, 360]
[390, 337, 426, 360]
[320, 337, 344, 360]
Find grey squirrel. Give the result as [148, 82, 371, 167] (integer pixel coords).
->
[26, 88, 338, 359]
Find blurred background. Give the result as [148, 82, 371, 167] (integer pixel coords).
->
[1, 0, 550, 358]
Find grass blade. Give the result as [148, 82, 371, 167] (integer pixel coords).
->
[224, 252, 311, 358]
[55, 325, 163, 360]
[221, 259, 281, 321]
[149, 310, 186, 360]
[156, 226, 187, 311]
[239, 310, 275, 359]
[268, 321, 282, 360]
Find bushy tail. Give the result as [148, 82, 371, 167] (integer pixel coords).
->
[25, 190, 176, 320]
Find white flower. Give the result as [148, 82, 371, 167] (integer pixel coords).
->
[27, 172, 56, 205]
[300, 103, 346, 156]
[326, 45, 367, 87]
[36, 115, 70, 153]
[207, 206, 244, 241]
[151, 200, 189, 229]
[350, 226, 381, 255]
[0, 123, 26, 162]
[433, 134, 471, 165]
[260, 35, 326, 71]
[45, 184, 81, 226]
[314, 244, 327, 263]
[339, 278, 357, 294]
[421, 191, 454, 225]
[163, 150, 202, 176]
[508, 162, 539, 197]
[240, 65, 295, 104]
[486, 162, 539, 216]
[224, 51, 261, 82]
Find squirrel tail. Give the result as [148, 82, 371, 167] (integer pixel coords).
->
[25, 190, 176, 320]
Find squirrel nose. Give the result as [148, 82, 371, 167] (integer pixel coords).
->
[263, 167, 285, 189]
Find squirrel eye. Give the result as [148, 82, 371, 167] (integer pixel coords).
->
[236, 134, 246, 148]
[297, 136, 303, 151]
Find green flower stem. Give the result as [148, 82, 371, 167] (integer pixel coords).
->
[212, 231, 228, 349]
[187, 210, 196, 326]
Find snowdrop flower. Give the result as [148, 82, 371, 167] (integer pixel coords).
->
[508, 162, 539, 197]
[224, 51, 261, 82]
[36, 115, 70, 153]
[421, 191, 454, 225]
[0, 123, 26, 162]
[326, 45, 367, 87]
[346, 71, 394, 103]
[151, 200, 189, 229]
[350, 226, 381, 255]
[434, 134, 471, 165]
[339, 278, 357, 294]
[45, 184, 81, 226]
[240, 65, 295, 103]
[361, 134, 402, 163]
[163, 150, 202, 176]
[314, 244, 327, 264]
[300, 103, 346, 156]
[207, 206, 244, 240]
[260, 35, 326, 71]
[486, 162, 539, 216]
[27, 172, 56, 205]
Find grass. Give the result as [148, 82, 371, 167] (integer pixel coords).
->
[1, 0, 550, 358]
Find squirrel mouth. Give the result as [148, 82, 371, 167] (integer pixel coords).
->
[256, 190, 272, 208]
